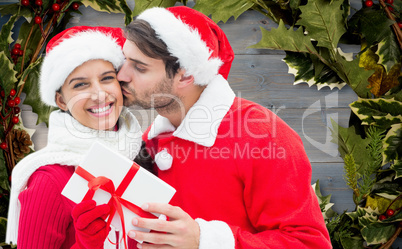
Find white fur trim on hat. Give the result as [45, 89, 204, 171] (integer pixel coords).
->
[40, 31, 125, 107]
[137, 7, 223, 86]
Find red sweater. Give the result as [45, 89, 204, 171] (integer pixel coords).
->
[17, 164, 139, 249]
[144, 97, 332, 248]
[18, 165, 76, 249]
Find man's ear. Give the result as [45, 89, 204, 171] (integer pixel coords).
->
[55, 92, 68, 111]
[177, 69, 194, 89]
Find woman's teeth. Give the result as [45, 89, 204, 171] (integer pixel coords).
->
[90, 104, 111, 113]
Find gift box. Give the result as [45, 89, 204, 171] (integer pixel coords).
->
[62, 141, 176, 236]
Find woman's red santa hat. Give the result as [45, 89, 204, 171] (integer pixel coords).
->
[136, 6, 234, 86]
[39, 26, 126, 107]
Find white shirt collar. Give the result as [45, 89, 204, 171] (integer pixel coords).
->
[148, 75, 235, 147]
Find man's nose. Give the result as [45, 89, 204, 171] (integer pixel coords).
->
[117, 63, 130, 83]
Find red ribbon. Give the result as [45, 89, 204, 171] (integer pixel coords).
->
[75, 163, 156, 249]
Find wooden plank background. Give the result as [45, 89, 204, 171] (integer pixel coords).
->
[5, 2, 359, 214]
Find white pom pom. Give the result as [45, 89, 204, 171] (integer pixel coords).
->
[155, 149, 173, 171]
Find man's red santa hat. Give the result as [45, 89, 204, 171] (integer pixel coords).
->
[136, 6, 234, 86]
[40, 26, 126, 106]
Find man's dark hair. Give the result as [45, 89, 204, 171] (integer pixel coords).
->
[124, 19, 180, 79]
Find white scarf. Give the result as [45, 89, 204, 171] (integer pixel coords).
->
[6, 107, 143, 247]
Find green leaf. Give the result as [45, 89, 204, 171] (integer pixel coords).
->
[361, 222, 396, 245]
[312, 180, 337, 219]
[82, 0, 132, 25]
[16, 21, 42, 66]
[350, 98, 402, 129]
[0, 150, 9, 192]
[296, 0, 346, 50]
[0, 3, 19, 17]
[21, 58, 56, 126]
[330, 119, 372, 176]
[248, 20, 318, 54]
[348, 7, 395, 48]
[0, 51, 18, 95]
[132, 0, 177, 17]
[0, 14, 17, 58]
[334, 53, 373, 98]
[376, 30, 401, 73]
[193, 0, 254, 23]
[283, 50, 347, 90]
[391, 160, 402, 179]
[340, 236, 365, 249]
[383, 123, 402, 164]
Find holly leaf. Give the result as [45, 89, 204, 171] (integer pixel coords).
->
[132, 0, 177, 16]
[82, 0, 132, 25]
[334, 53, 373, 98]
[312, 180, 337, 220]
[21, 58, 56, 126]
[0, 14, 17, 59]
[383, 123, 402, 164]
[350, 98, 402, 129]
[283, 51, 346, 90]
[0, 152, 9, 192]
[376, 31, 401, 73]
[330, 119, 372, 176]
[16, 21, 42, 66]
[391, 160, 402, 179]
[296, 0, 346, 50]
[361, 222, 396, 245]
[193, 0, 254, 23]
[248, 20, 318, 54]
[348, 7, 394, 47]
[0, 51, 18, 97]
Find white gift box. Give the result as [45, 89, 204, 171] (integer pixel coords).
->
[62, 141, 176, 234]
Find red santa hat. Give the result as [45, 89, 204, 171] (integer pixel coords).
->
[136, 6, 234, 86]
[40, 26, 126, 107]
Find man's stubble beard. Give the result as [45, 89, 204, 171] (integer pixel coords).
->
[122, 77, 182, 114]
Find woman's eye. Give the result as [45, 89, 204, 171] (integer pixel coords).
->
[73, 82, 87, 89]
[102, 76, 116, 81]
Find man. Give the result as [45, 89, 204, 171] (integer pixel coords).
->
[117, 6, 332, 249]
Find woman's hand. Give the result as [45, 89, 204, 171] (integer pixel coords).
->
[128, 203, 200, 249]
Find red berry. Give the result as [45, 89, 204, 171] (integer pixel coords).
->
[52, 3, 61, 12]
[0, 90, 5, 98]
[21, 0, 29, 6]
[365, 0, 373, 7]
[14, 106, 21, 114]
[14, 43, 21, 50]
[11, 116, 19, 124]
[379, 214, 387, 221]
[386, 0, 394, 3]
[398, 22, 402, 29]
[72, 2, 80, 10]
[389, 6, 394, 11]
[35, 0, 42, 6]
[0, 142, 7, 150]
[9, 89, 16, 97]
[386, 209, 395, 217]
[7, 99, 15, 107]
[14, 97, 21, 105]
[12, 48, 19, 55]
[34, 16, 42, 24]
[18, 50, 23, 56]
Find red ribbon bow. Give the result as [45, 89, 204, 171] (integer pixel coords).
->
[75, 163, 156, 249]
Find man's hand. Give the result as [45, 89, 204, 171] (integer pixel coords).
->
[128, 203, 200, 249]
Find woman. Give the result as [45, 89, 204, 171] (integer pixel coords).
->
[6, 26, 144, 248]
